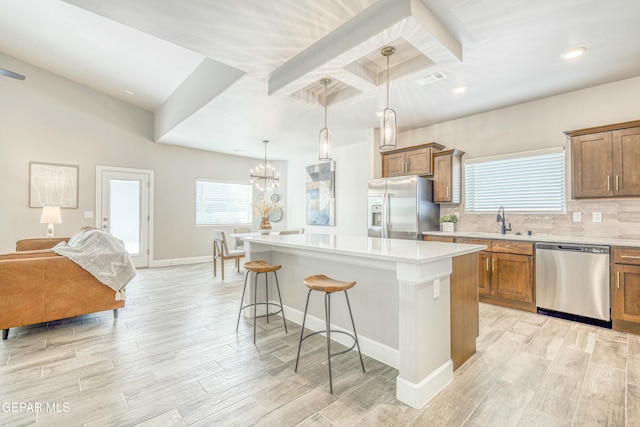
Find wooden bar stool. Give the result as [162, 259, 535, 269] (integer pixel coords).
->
[294, 274, 365, 393]
[236, 260, 288, 343]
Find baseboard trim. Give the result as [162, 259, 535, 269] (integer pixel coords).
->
[149, 256, 212, 268]
[396, 360, 453, 409]
[284, 305, 400, 369]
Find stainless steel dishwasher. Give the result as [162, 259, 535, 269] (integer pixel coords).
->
[535, 242, 610, 325]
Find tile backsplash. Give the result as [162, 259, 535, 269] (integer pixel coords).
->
[440, 199, 640, 242]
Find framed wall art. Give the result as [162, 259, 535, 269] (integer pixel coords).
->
[29, 161, 79, 208]
[305, 161, 335, 226]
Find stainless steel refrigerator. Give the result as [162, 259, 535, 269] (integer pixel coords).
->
[367, 175, 440, 240]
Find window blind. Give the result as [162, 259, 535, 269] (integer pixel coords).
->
[196, 179, 253, 225]
[464, 147, 566, 213]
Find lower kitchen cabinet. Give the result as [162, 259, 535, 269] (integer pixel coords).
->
[456, 237, 535, 312]
[491, 252, 533, 303]
[612, 247, 640, 333]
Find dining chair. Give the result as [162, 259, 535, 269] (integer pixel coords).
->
[233, 227, 251, 250]
[213, 230, 245, 280]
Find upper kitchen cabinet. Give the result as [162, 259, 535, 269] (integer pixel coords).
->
[566, 120, 640, 198]
[433, 149, 464, 203]
[381, 142, 445, 178]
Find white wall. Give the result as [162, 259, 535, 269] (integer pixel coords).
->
[287, 140, 370, 237]
[398, 76, 640, 157]
[0, 53, 287, 258]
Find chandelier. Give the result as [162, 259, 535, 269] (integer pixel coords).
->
[380, 46, 397, 150]
[250, 139, 279, 192]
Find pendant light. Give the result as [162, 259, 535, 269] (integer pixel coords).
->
[319, 78, 332, 161]
[379, 46, 397, 150]
[250, 140, 280, 192]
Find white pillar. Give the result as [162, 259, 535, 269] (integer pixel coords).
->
[395, 258, 453, 408]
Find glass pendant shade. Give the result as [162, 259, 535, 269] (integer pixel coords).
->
[379, 46, 397, 150]
[380, 107, 397, 149]
[319, 78, 333, 161]
[319, 127, 332, 161]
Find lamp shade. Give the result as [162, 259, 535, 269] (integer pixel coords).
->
[319, 127, 332, 161]
[40, 206, 61, 224]
[380, 107, 397, 149]
[319, 77, 333, 161]
[379, 46, 397, 150]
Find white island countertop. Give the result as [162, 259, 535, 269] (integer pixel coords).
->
[242, 233, 487, 264]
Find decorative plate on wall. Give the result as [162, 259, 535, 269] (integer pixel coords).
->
[269, 207, 283, 222]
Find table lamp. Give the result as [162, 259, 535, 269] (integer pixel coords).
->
[40, 206, 61, 237]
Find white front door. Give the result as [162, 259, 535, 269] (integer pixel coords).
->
[96, 166, 152, 268]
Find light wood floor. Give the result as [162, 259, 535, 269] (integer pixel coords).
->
[2, 262, 639, 426]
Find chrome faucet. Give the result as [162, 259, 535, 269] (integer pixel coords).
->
[496, 206, 512, 234]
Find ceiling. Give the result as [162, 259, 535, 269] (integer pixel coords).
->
[1, 0, 639, 160]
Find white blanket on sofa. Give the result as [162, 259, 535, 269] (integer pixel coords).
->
[53, 228, 136, 300]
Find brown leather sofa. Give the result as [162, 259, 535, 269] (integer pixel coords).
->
[0, 237, 124, 339]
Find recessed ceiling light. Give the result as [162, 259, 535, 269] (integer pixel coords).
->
[233, 149, 247, 153]
[562, 47, 587, 59]
[453, 85, 467, 94]
[125, 90, 134, 95]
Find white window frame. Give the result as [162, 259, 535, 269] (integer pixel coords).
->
[464, 147, 566, 214]
[195, 178, 253, 226]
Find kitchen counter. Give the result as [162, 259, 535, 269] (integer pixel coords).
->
[423, 231, 640, 248]
[242, 233, 485, 263]
[242, 233, 485, 409]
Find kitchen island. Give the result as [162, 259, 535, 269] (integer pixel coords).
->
[242, 233, 485, 409]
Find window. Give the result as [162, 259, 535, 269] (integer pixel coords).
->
[464, 147, 565, 213]
[196, 179, 253, 225]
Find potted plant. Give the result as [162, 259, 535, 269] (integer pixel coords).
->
[439, 214, 458, 232]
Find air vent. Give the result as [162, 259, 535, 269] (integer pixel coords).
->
[415, 71, 446, 86]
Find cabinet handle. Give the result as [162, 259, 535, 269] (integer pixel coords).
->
[446, 186, 449, 198]
[607, 176, 610, 191]
[617, 271, 620, 289]
[616, 175, 619, 191]
[621, 255, 640, 259]
[486, 258, 489, 271]
[492, 258, 495, 272]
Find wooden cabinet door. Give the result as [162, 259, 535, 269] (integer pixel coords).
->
[406, 147, 432, 175]
[571, 132, 613, 198]
[490, 253, 533, 303]
[433, 153, 452, 202]
[612, 264, 640, 323]
[382, 152, 405, 177]
[478, 251, 491, 296]
[612, 127, 640, 196]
